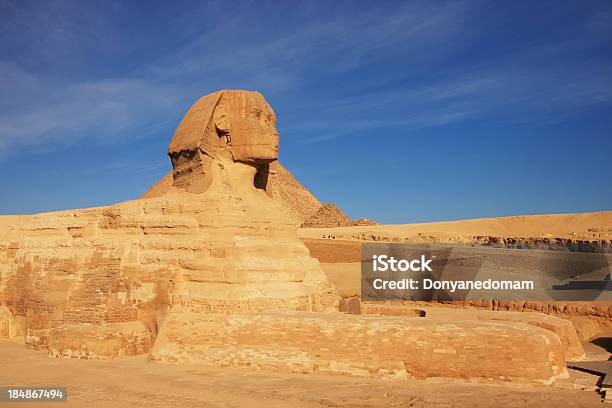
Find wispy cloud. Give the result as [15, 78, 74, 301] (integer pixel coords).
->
[0, 0, 611, 155]
[1, 1, 611, 220]
[0, 62, 186, 155]
[283, 43, 612, 143]
[0, 1, 477, 154]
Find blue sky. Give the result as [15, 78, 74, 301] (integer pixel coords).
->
[0, 0, 611, 223]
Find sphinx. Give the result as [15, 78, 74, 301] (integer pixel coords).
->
[0, 91, 580, 385]
[0, 90, 336, 358]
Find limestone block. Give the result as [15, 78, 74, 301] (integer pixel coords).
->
[360, 303, 585, 361]
[0, 306, 20, 338]
[150, 310, 568, 385]
[48, 321, 152, 359]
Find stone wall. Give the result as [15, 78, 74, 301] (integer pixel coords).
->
[354, 301, 585, 361]
[0, 305, 19, 338]
[47, 322, 152, 360]
[150, 310, 568, 385]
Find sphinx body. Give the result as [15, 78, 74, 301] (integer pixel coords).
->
[0, 90, 335, 358]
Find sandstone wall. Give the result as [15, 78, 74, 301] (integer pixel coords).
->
[353, 302, 585, 360]
[0, 305, 19, 338]
[303, 238, 612, 329]
[150, 310, 568, 385]
[0, 161, 335, 350]
[47, 321, 152, 360]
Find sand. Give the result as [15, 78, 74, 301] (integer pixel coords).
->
[0, 339, 604, 408]
[299, 211, 612, 241]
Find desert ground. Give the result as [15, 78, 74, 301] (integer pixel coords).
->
[0, 336, 607, 408]
[299, 211, 612, 242]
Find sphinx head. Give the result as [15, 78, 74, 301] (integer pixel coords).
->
[213, 90, 279, 163]
[167, 90, 279, 192]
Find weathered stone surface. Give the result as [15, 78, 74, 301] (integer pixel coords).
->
[142, 161, 323, 228]
[0, 305, 20, 338]
[305, 237, 612, 341]
[265, 161, 323, 227]
[350, 218, 378, 226]
[48, 321, 152, 360]
[358, 303, 585, 361]
[0, 90, 335, 357]
[301, 203, 352, 228]
[150, 310, 568, 385]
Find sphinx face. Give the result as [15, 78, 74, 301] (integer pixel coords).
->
[215, 91, 279, 164]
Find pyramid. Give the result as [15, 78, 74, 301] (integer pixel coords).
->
[142, 160, 322, 228]
[301, 203, 352, 228]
